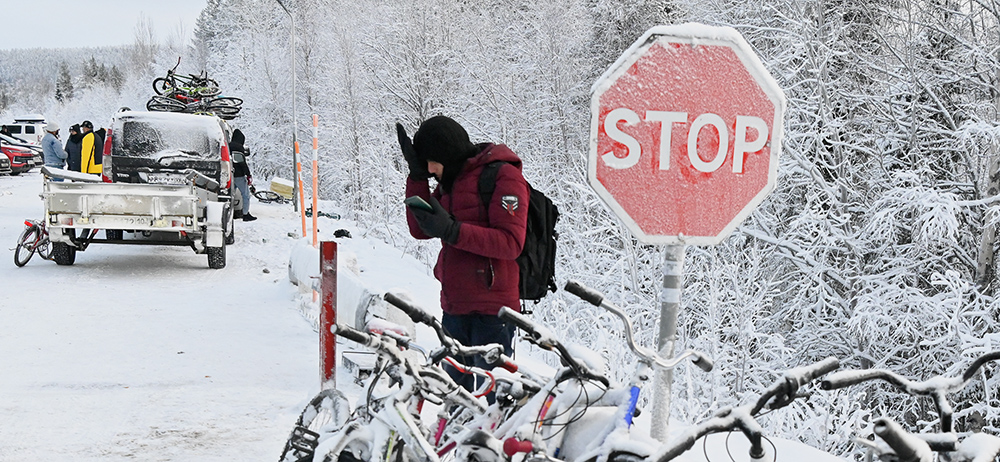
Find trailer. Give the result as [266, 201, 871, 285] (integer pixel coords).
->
[41, 167, 232, 268]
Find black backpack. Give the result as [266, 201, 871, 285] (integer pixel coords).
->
[478, 161, 558, 301]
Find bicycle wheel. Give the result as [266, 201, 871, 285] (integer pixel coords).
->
[152, 77, 174, 95]
[254, 190, 286, 204]
[197, 86, 222, 97]
[14, 225, 40, 267]
[35, 237, 52, 261]
[279, 389, 351, 462]
[146, 96, 186, 112]
[209, 96, 243, 107]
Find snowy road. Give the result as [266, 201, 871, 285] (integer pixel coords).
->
[0, 172, 319, 460]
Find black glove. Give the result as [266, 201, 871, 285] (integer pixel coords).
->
[411, 197, 460, 244]
[396, 123, 431, 180]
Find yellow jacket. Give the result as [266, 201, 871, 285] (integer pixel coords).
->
[81, 132, 101, 174]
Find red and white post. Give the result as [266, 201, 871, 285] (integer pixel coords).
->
[320, 241, 338, 390]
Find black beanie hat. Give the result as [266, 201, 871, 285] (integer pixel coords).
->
[231, 129, 245, 151]
[412, 116, 476, 167]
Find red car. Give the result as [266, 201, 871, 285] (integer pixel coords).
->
[1, 143, 37, 175]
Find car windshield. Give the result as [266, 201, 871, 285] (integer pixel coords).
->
[113, 113, 223, 160]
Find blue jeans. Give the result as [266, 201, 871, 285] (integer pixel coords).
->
[234, 176, 250, 214]
[441, 312, 515, 402]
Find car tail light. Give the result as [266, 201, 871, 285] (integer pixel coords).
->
[102, 128, 113, 182]
[220, 143, 232, 189]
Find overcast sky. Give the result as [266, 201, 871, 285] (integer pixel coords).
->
[1, 0, 208, 50]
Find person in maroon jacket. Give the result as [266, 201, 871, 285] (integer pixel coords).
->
[398, 115, 529, 395]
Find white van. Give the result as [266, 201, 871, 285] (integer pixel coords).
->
[5, 114, 47, 145]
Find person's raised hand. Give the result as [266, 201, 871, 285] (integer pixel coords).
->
[411, 197, 460, 244]
[396, 123, 431, 180]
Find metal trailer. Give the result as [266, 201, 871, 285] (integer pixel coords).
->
[40, 167, 231, 268]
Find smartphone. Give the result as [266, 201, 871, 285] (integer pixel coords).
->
[404, 195, 433, 212]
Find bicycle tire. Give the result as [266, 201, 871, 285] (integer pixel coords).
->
[14, 225, 41, 267]
[207, 104, 242, 116]
[146, 96, 186, 112]
[35, 237, 52, 261]
[209, 96, 243, 107]
[279, 389, 351, 462]
[152, 77, 174, 95]
[254, 190, 286, 204]
[197, 86, 222, 97]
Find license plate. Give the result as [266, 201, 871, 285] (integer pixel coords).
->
[146, 173, 187, 185]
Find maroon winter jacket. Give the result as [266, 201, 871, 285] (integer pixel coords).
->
[406, 144, 529, 316]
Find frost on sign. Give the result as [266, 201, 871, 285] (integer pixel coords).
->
[588, 23, 786, 246]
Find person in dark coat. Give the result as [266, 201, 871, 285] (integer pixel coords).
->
[64, 124, 83, 172]
[230, 129, 256, 221]
[399, 115, 529, 395]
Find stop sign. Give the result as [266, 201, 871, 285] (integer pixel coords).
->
[589, 24, 786, 245]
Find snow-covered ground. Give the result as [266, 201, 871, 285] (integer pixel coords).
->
[0, 171, 847, 461]
[0, 171, 332, 460]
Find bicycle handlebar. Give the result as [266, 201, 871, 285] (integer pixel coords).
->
[383, 292, 514, 373]
[819, 351, 1000, 433]
[753, 356, 840, 413]
[564, 280, 713, 373]
[653, 356, 839, 462]
[498, 306, 610, 387]
[332, 323, 487, 413]
[873, 417, 932, 462]
[332, 323, 373, 346]
[565, 279, 604, 306]
[384, 292, 438, 327]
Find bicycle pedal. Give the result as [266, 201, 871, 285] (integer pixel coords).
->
[287, 425, 321, 454]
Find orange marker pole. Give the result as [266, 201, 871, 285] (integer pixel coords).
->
[311, 114, 319, 248]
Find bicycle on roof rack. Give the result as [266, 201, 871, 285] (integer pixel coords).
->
[153, 56, 221, 98]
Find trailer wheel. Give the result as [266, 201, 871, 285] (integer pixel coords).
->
[208, 244, 226, 269]
[51, 242, 76, 266]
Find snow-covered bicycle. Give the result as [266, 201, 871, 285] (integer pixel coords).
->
[820, 352, 1000, 462]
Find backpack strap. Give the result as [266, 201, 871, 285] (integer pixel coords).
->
[478, 161, 505, 216]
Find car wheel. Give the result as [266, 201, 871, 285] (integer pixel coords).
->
[51, 242, 76, 266]
[208, 244, 226, 269]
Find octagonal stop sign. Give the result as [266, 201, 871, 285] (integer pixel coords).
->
[589, 24, 786, 245]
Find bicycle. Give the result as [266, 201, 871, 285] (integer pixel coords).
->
[651, 356, 841, 462]
[315, 322, 489, 462]
[152, 57, 221, 98]
[14, 219, 53, 266]
[484, 283, 712, 462]
[254, 189, 289, 204]
[146, 94, 244, 120]
[820, 351, 1000, 462]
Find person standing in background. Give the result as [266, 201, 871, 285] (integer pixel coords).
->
[80, 120, 101, 174]
[230, 129, 256, 222]
[64, 124, 83, 172]
[41, 122, 67, 180]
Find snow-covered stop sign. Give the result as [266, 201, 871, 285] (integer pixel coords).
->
[589, 24, 786, 245]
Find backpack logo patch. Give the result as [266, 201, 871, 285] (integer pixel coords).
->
[501, 195, 519, 215]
